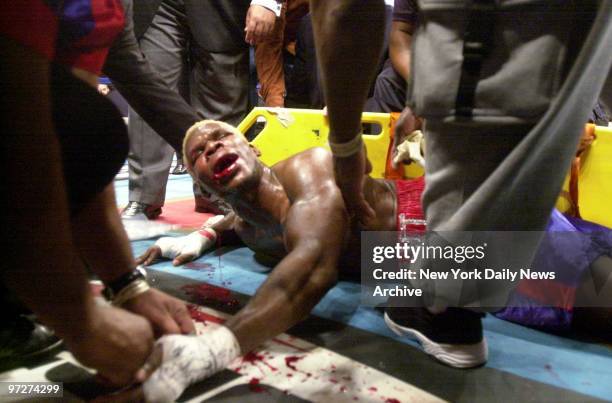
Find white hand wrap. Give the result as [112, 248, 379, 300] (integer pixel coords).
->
[143, 326, 240, 403]
[393, 130, 425, 168]
[155, 231, 215, 260]
[154, 215, 224, 260]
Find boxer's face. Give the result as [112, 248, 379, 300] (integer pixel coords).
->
[185, 122, 263, 196]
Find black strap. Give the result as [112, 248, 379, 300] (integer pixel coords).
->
[454, 0, 497, 119]
[103, 267, 146, 300]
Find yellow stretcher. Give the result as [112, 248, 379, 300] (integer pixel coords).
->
[556, 124, 612, 228]
[237, 107, 423, 180]
[239, 107, 610, 228]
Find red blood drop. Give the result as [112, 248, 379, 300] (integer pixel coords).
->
[368, 387, 378, 392]
[385, 399, 401, 403]
[186, 304, 225, 324]
[184, 262, 214, 271]
[181, 283, 239, 307]
[285, 355, 305, 371]
[242, 351, 278, 371]
[248, 378, 266, 393]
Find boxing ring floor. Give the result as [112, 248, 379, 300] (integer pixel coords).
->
[2, 174, 611, 402]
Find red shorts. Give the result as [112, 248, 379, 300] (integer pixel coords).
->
[395, 176, 426, 234]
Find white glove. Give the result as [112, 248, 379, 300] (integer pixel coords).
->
[154, 215, 224, 261]
[393, 130, 425, 168]
[142, 326, 240, 403]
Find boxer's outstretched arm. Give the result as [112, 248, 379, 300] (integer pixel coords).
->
[226, 183, 347, 353]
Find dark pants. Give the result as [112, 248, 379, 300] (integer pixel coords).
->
[127, 0, 250, 207]
[364, 63, 407, 113]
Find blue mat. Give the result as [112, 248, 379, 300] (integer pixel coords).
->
[131, 240, 612, 401]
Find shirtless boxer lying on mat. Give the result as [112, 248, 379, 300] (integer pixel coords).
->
[117, 120, 610, 402]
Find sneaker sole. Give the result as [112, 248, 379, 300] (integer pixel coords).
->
[384, 312, 487, 369]
[1, 337, 64, 362]
[23, 338, 64, 360]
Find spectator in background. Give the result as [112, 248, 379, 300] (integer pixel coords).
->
[285, 4, 393, 109]
[121, 0, 282, 220]
[102, 0, 202, 182]
[365, 0, 417, 113]
[254, 0, 309, 107]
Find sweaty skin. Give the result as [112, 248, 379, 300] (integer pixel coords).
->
[140, 121, 397, 353]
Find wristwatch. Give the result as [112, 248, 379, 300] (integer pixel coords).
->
[103, 266, 147, 301]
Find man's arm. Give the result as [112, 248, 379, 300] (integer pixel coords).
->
[389, 20, 414, 82]
[71, 183, 195, 336]
[226, 183, 347, 352]
[310, 0, 386, 222]
[1, 36, 153, 386]
[103, 0, 199, 152]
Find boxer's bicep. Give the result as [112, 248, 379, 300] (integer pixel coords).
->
[225, 189, 347, 352]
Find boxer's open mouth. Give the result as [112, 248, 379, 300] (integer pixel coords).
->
[213, 153, 239, 180]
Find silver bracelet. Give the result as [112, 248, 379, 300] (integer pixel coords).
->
[328, 134, 363, 158]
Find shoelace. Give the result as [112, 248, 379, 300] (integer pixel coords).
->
[124, 202, 144, 215]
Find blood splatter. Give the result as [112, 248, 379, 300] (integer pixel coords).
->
[181, 283, 239, 306]
[544, 363, 564, 384]
[242, 351, 278, 372]
[368, 387, 378, 392]
[248, 378, 266, 393]
[329, 378, 339, 384]
[285, 355, 305, 371]
[385, 399, 400, 403]
[184, 262, 214, 271]
[186, 304, 225, 324]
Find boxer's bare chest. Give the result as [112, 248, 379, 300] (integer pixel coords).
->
[234, 217, 286, 259]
